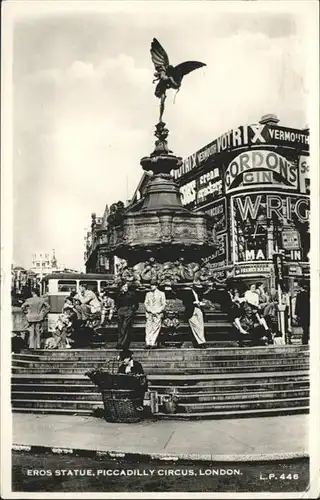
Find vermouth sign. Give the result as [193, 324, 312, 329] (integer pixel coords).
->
[175, 124, 309, 180]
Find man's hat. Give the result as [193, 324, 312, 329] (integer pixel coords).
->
[119, 349, 133, 360]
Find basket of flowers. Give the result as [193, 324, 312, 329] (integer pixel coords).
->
[85, 366, 147, 423]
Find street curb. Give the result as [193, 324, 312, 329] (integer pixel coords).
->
[12, 444, 309, 463]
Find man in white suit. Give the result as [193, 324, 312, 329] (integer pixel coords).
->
[144, 280, 166, 348]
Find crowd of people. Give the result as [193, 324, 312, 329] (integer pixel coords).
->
[12, 278, 310, 353]
[225, 281, 310, 347]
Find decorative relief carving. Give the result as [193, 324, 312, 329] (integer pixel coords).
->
[114, 257, 225, 287]
[159, 216, 173, 243]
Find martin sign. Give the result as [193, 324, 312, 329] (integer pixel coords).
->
[225, 150, 298, 192]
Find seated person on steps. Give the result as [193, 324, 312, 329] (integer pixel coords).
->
[117, 349, 147, 410]
[100, 290, 115, 326]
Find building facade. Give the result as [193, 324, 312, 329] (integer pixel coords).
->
[85, 205, 126, 275]
[85, 115, 310, 290]
[172, 114, 310, 289]
[12, 250, 79, 304]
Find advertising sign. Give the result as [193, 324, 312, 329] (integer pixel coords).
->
[282, 229, 301, 251]
[203, 197, 227, 233]
[225, 150, 298, 192]
[273, 252, 284, 285]
[179, 168, 223, 207]
[234, 263, 271, 275]
[287, 264, 303, 277]
[234, 193, 309, 223]
[266, 126, 309, 150]
[202, 233, 229, 265]
[179, 179, 197, 206]
[175, 124, 309, 180]
[298, 155, 310, 194]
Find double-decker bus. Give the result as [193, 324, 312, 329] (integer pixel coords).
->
[41, 273, 114, 332]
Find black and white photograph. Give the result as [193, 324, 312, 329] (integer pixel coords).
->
[1, 0, 319, 497]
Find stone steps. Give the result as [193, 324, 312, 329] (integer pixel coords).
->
[13, 345, 308, 359]
[12, 369, 309, 383]
[12, 379, 309, 393]
[11, 346, 309, 419]
[86, 312, 237, 347]
[11, 355, 309, 366]
[12, 405, 309, 419]
[156, 406, 310, 419]
[181, 396, 309, 412]
[11, 395, 310, 414]
[12, 349, 309, 362]
[12, 363, 309, 375]
[11, 387, 309, 402]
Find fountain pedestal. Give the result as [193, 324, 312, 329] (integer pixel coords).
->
[107, 122, 216, 275]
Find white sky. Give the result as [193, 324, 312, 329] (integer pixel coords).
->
[10, 1, 313, 271]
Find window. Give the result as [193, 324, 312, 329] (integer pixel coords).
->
[57, 280, 77, 292]
[79, 280, 98, 293]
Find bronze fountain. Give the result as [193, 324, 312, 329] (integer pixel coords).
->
[106, 39, 215, 281]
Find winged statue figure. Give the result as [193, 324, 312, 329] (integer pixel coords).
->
[151, 38, 206, 122]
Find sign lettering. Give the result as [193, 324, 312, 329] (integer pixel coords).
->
[236, 195, 262, 220]
[245, 249, 266, 261]
[290, 250, 302, 261]
[250, 124, 266, 143]
[180, 180, 196, 205]
[202, 234, 228, 264]
[235, 264, 271, 275]
[197, 179, 223, 202]
[273, 253, 284, 285]
[199, 168, 220, 185]
[225, 150, 297, 191]
[268, 128, 309, 145]
[298, 155, 310, 194]
[204, 197, 227, 233]
[282, 230, 301, 251]
[180, 169, 223, 207]
[175, 124, 309, 180]
[235, 194, 309, 223]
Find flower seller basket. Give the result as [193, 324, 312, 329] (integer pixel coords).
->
[101, 389, 142, 423]
[85, 368, 147, 423]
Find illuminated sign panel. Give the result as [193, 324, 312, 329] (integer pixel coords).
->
[235, 264, 271, 275]
[180, 168, 223, 207]
[282, 229, 301, 251]
[175, 124, 309, 180]
[225, 150, 298, 192]
[298, 155, 310, 194]
[231, 193, 310, 265]
[203, 197, 227, 234]
[202, 233, 229, 269]
[170, 121, 310, 280]
[234, 194, 309, 223]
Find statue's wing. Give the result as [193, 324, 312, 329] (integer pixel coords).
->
[151, 38, 170, 70]
[174, 61, 206, 78]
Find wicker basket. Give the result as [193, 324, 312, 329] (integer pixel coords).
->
[86, 368, 147, 423]
[101, 389, 142, 423]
